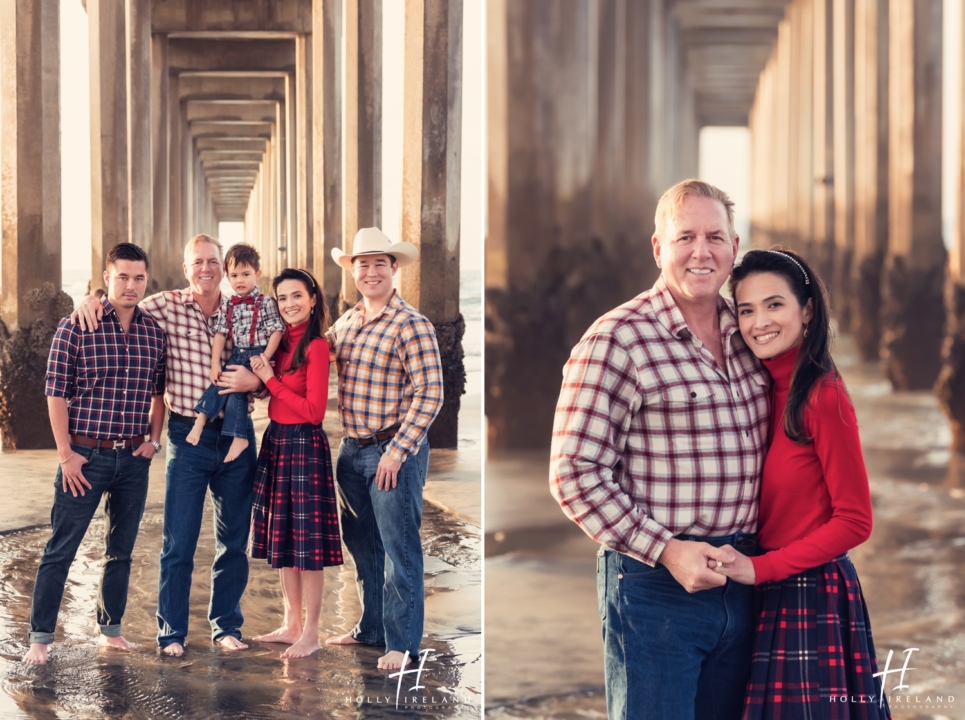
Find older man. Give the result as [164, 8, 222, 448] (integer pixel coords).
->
[550, 180, 770, 720]
[76, 234, 262, 656]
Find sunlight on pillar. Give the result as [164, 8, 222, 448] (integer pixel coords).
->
[218, 221, 245, 250]
[944, 0, 962, 251]
[698, 126, 751, 244]
[61, 0, 92, 307]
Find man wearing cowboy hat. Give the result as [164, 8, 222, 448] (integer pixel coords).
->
[325, 227, 444, 671]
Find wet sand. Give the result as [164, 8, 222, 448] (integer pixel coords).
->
[0, 371, 481, 718]
[485, 335, 965, 720]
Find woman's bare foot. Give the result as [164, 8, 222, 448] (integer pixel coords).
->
[377, 650, 412, 670]
[280, 634, 321, 659]
[223, 437, 249, 463]
[99, 635, 141, 652]
[186, 418, 206, 446]
[161, 642, 184, 657]
[253, 626, 302, 644]
[325, 632, 362, 646]
[22, 643, 49, 665]
[217, 635, 249, 651]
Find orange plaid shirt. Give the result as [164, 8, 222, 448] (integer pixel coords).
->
[332, 291, 443, 462]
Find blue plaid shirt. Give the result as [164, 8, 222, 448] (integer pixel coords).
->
[212, 287, 285, 348]
[45, 299, 166, 439]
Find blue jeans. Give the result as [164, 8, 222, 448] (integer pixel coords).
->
[335, 437, 430, 658]
[598, 533, 759, 720]
[156, 413, 256, 647]
[29, 443, 152, 644]
[194, 344, 264, 439]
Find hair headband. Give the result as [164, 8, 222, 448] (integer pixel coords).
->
[293, 268, 315, 289]
[769, 250, 810, 285]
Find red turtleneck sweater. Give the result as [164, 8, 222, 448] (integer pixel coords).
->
[750, 345, 873, 584]
[264, 320, 329, 425]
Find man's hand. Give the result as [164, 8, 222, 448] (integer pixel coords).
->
[132, 441, 157, 460]
[60, 454, 91, 497]
[375, 454, 402, 491]
[70, 294, 105, 331]
[216, 365, 262, 394]
[657, 538, 735, 593]
[708, 544, 755, 585]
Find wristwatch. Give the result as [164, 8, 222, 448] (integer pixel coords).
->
[149, 440, 162, 453]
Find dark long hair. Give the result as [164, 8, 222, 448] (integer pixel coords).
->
[272, 268, 332, 374]
[729, 248, 835, 445]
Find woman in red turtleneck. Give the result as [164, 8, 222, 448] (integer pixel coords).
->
[713, 250, 890, 720]
[246, 268, 343, 659]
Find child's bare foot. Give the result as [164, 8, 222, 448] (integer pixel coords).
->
[377, 650, 412, 670]
[186, 417, 206, 446]
[161, 642, 184, 657]
[281, 634, 321, 659]
[217, 635, 249, 651]
[253, 626, 302, 644]
[223, 437, 249, 463]
[99, 635, 141, 652]
[22, 643, 49, 665]
[325, 632, 363, 646]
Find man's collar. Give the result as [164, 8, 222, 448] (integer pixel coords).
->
[650, 275, 738, 339]
[183, 287, 227, 308]
[352, 289, 402, 318]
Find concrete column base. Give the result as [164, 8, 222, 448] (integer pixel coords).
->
[937, 277, 965, 451]
[0, 284, 75, 449]
[427, 315, 466, 450]
[851, 252, 885, 361]
[881, 255, 946, 390]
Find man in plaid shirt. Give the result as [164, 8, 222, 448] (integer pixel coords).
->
[551, 180, 770, 719]
[24, 243, 165, 665]
[76, 234, 263, 657]
[324, 227, 444, 671]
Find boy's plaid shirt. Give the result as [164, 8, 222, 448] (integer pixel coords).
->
[550, 276, 771, 566]
[331, 291, 444, 463]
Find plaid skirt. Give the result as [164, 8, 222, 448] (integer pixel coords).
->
[248, 421, 343, 570]
[744, 554, 891, 720]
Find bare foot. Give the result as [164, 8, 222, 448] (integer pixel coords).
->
[280, 634, 321, 659]
[223, 437, 249, 463]
[217, 635, 249, 652]
[325, 632, 363, 646]
[253, 626, 303, 644]
[22, 643, 49, 665]
[378, 650, 412, 670]
[186, 422, 204, 446]
[161, 642, 184, 657]
[99, 635, 141, 652]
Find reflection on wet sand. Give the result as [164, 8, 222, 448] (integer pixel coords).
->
[485, 335, 965, 720]
[0, 394, 481, 719]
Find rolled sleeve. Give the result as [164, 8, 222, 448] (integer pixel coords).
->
[45, 319, 79, 399]
[385, 317, 444, 462]
[212, 299, 230, 337]
[152, 337, 167, 396]
[259, 296, 286, 336]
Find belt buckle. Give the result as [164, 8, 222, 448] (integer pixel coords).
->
[112, 439, 126, 450]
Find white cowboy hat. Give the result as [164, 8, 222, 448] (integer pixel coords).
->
[331, 227, 418, 270]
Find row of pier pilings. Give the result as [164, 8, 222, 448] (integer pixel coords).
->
[484, 0, 965, 453]
[0, 0, 466, 450]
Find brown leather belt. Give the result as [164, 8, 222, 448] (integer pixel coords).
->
[70, 434, 144, 450]
[356, 425, 401, 447]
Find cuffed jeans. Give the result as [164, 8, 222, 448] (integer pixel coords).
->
[29, 443, 152, 645]
[156, 414, 255, 648]
[598, 532, 759, 720]
[194, 344, 264, 439]
[335, 437, 430, 658]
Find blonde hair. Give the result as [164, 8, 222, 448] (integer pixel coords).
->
[654, 179, 736, 241]
[183, 234, 224, 262]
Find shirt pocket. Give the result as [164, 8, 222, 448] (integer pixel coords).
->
[662, 384, 719, 450]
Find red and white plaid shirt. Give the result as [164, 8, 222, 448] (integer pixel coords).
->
[332, 291, 444, 463]
[140, 289, 232, 417]
[550, 276, 770, 566]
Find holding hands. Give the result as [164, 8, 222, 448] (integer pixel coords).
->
[249, 353, 275, 383]
[707, 543, 756, 585]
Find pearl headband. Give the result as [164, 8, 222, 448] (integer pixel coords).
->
[769, 250, 810, 285]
